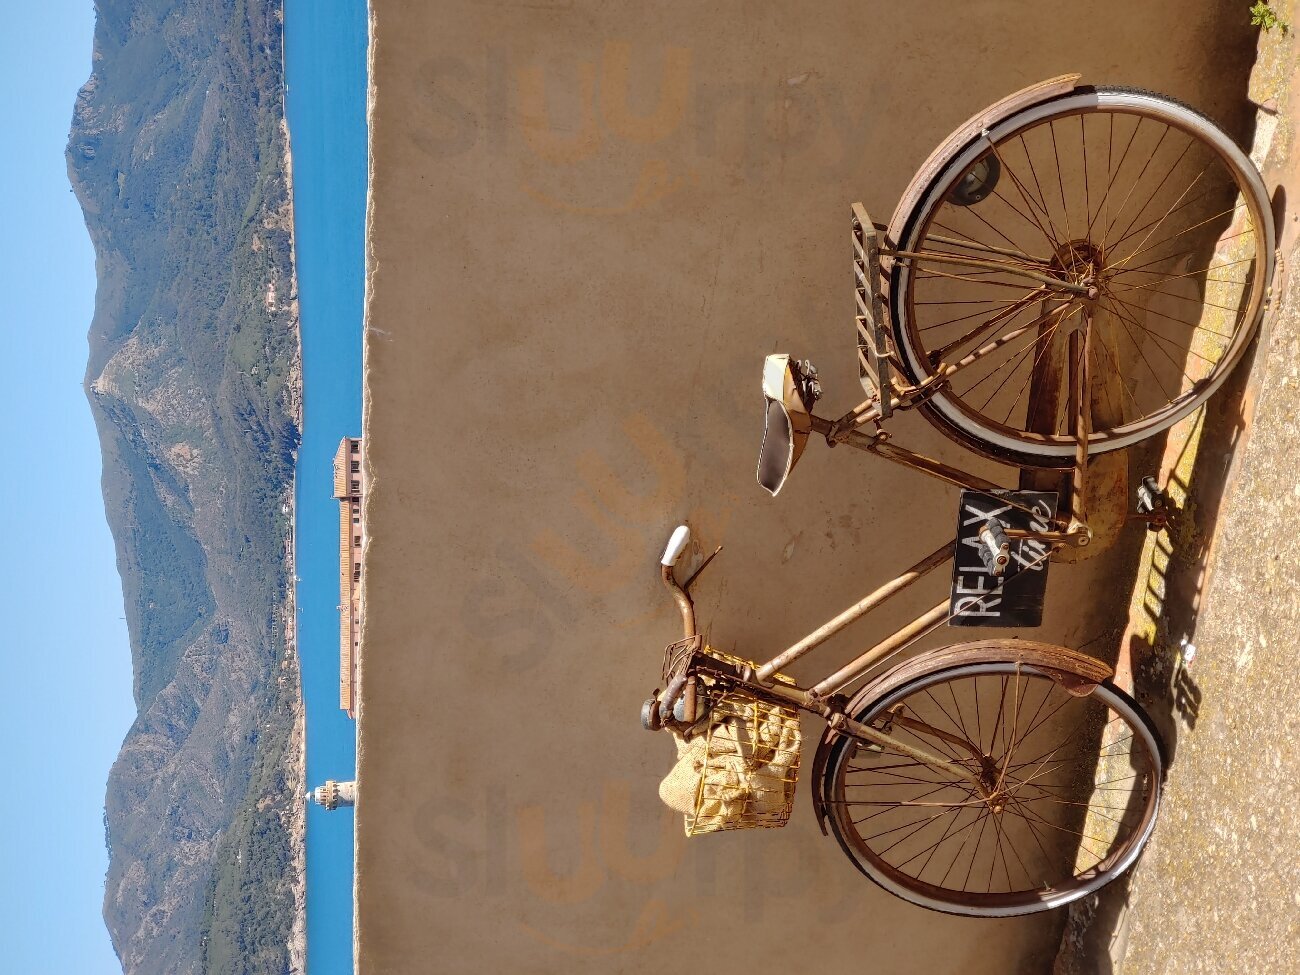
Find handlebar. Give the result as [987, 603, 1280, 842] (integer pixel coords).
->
[660, 525, 697, 640]
[655, 525, 699, 726]
[661, 525, 691, 567]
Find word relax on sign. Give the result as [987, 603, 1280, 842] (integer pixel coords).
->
[949, 490, 1058, 628]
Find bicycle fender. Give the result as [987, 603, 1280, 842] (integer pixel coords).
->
[810, 733, 837, 835]
[885, 74, 1083, 246]
[809, 640, 1113, 833]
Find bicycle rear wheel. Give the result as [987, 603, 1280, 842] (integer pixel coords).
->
[821, 652, 1162, 916]
[889, 86, 1274, 467]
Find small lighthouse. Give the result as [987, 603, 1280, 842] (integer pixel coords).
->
[311, 779, 357, 811]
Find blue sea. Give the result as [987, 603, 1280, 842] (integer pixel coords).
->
[283, 2, 369, 973]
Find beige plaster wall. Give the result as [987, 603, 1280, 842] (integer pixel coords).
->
[356, 3, 1255, 971]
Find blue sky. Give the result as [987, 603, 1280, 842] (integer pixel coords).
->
[1, 3, 136, 972]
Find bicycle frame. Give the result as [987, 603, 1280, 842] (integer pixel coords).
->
[654, 525, 1073, 797]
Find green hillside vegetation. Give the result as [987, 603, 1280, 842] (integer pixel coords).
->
[69, 1, 305, 973]
[201, 667, 300, 975]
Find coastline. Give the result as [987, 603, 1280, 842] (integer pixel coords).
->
[281, 2, 370, 971]
[352, 1, 378, 969]
[277, 9, 308, 960]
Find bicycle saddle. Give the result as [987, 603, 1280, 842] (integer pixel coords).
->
[757, 354, 820, 496]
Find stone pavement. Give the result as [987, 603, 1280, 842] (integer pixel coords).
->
[1056, 10, 1300, 973]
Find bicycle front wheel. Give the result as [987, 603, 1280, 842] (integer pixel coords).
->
[821, 654, 1163, 916]
[889, 86, 1274, 467]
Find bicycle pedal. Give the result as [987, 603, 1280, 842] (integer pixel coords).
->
[1134, 475, 1171, 532]
[978, 519, 1012, 576]
[1135, 475, 1165, 514]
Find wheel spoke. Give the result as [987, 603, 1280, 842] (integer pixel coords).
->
[1000, 308, 1075, 426]
[1017, 133, 1064, 244]
[1100, 125, 1172, 251]
[1101, 296, 1222, 370]
[1106, 139, 1199, 259]
[986, 138, 1062, 250]
[1106, 201, 1248, 271]
[1085, 114, 1143, 240]
[1106, 292, 1235, 338]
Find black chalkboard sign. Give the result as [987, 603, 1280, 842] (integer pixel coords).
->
[949, 490, 1059, 628]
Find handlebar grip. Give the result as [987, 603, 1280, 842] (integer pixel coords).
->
[661, 525, 691, 567]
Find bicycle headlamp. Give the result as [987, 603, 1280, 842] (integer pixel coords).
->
[947, 153, 1001, 206]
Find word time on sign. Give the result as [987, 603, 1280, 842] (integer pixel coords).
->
[949, 490, 1058, 628]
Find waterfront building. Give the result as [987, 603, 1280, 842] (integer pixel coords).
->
[334, 437, 364, 717]
[310, 779, 357, 811]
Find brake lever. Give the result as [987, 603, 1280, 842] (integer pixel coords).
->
[682, 544, 723, 593]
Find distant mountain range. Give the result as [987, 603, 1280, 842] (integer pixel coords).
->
[68, 1, 305, 973]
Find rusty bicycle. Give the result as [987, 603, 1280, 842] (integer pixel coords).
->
[640, 75, 1274, 917]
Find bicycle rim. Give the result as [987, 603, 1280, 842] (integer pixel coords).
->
[890, 87, 1275, 466]
[822, 661, 1162, 916]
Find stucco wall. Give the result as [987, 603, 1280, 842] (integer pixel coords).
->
[356, 3, 1255, 970]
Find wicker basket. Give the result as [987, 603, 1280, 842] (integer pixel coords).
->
[656, 644, 803, 834]
[682, 684, 802, 836]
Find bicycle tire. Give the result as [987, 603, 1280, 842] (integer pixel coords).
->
[820, 649, 1163, 916]
[887, 85, 1275, 467]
